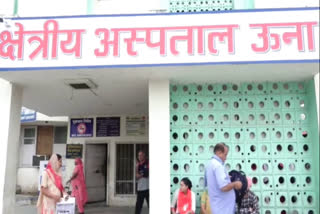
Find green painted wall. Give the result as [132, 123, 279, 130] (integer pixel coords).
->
[170, 81, 319, 214]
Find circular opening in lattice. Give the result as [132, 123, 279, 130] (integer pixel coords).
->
[291, 196, 297, 203]
[262, 163, 269, 171]
[300, 100, 305, 108]
[250, 145, 256, 152]
[172, 85, 177, 92]
[173, 177, 179, 184]
[307, 196, 313, 204]
[277, 144, 282, 152]
[208, 102, 214, 108]
[258, 84, 264, 90]
[199, 164, 205, 172]
[252, 177, 258, 184]
[305, 163, 311, 170]
[285, 100, 290, 107]
[183, 102, 189, 109]
[222, 84, 228, 91]
[234, 101, 239, 108]
[209, 132, 214, 139]
[183, 115, 189, 122]
[274, 113, 280, 120]
[208, 115, 214, 121]
[198, 146, 204, 153]
[173, 116, 180, 124]
[199, 177, 204, 188]
[283, 83, 289, 90]
[279, 176, 285, 184]
[225, 163, 231, 171]
[236, 164, 242, 170]
[289, 163, 295, 171]
[261, 132, 267, 138]
[208, 85, 213, 91]
[280, 196, 286, 203]
[223, 114, 229, 121]
[247, 84, 253, 91]
[173, 103, 178, 109]
[197, 85, 202, 91]
[264, 196, 271, 204]
[235, 145, 241, 152]
[249, 132, 255, 139]
[303, 144, 309, 151]
[276, 131, 282, 138]
[209, 146, 214, 153]
[173, 164, 179, 171]
[306, 176, 311, 184]
[302, 131, 308, 138]
[298, 83, 304, 90]
[288, 145, 293, 152]
[183, 145, 189, 153]
[262, 145, 267, 152]
[308, 211, 314, 214]
[233, 114, 239, 121]
[232, 84, 238, 91]
[287, 132, 293, 138]
[184, 164, 190, 172]
[183, 133, 189, 140]
[285, 113, 291, 120]
[198, 115, 203, 121]
[278, 163, 284, 170]
[263, 177, 269, 184]
[259, 101, 264, 108]
[248, 101, 254, 108]
[173, 133, 178, 139]
[249, 114, 255, 121]
[290, 176, 296, 184]
[183, 86, 188, 92]
[223, 102, 228, 109]
[173, 146, 178, 153]
[251, 163, 257, 171]
[224, 132, 229, 139]
[273, 83, 278, 89]
[280, 210, 286, 214]
[235, 132, 241, 139]
[198, 132, 203, 139]
[198, 102, 203, 109]
[260, 114, 265, 120]
[300, 113, 306, 120]
[274, 100, 280, 107]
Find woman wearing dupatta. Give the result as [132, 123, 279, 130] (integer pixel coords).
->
[67, 158, 88, 214]
[171, 177, 196, 214]
[37, 154, 66, 214]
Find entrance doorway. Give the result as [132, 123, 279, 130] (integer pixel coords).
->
[85, 144, 108, 203]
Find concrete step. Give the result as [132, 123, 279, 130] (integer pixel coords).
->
[16, 194, 39, 206]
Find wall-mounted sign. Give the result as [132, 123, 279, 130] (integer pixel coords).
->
[21, 107, 37, 122]
[126, 116, 146, 136]
[66, 144, 83, 159]
[70, 118, 93, 137]
[0, 8, 318, 70]
[96, 117, 120, 137]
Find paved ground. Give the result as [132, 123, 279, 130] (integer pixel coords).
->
[16, 204, 149, 214]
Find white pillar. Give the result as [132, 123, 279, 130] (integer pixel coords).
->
[148, 80, 170, 214]
[314, 73, 319, 131]
[0, 78, 22, 214]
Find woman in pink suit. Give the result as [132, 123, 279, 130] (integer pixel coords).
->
[67, 158, 88, 214]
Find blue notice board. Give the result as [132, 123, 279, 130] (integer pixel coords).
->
[70, 118, 94, 137]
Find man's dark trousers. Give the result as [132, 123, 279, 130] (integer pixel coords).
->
[135, 189, 149, 214]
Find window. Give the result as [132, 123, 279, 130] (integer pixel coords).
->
[23, 127, 36, 144]
[54, 126, 67, 144]
[116, 143, 149, 195]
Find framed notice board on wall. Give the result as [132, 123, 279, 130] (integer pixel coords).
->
[66, 144, 83, 159]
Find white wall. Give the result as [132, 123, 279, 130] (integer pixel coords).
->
[254, 0, 319, 8]
[148, 80, 170, 214]
[0, 78, 22, 214]
[66, 115, 148, 206]
[16, 168, 39, 193]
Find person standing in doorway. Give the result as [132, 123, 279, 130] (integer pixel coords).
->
[37, 154, 66, 214]
[205, 143, 242, 214]
[66, 158, 88, 214]
[135, 150, 149, 214]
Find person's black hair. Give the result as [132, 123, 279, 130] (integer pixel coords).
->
[214, 143, 227, 154]
[181, 177, 192, 190]
[56, 154, 62, 160]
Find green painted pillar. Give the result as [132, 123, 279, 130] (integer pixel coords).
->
[13, 0, 18, 15]
[87, 0, 94, 14]
[234, 0, 254, 9]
